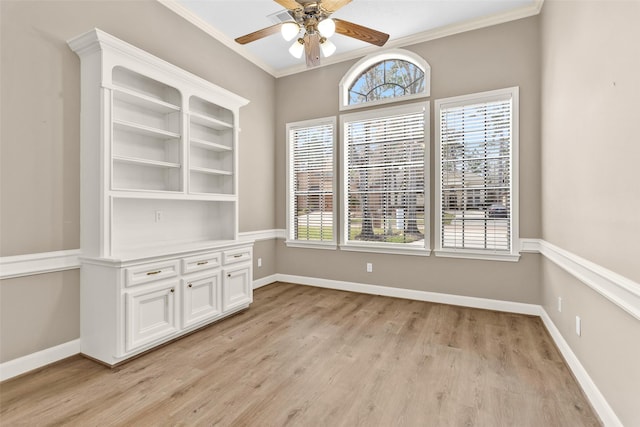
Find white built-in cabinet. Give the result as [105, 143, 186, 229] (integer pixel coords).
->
[68, 29, 253, 366]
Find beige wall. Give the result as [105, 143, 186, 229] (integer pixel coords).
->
[541, 259, 640, 426]
[540, 1, 640, 425]
[0, 270, 80, 362]
[275, 17, 542, 303]
[253, 239, 277, 280]
[540, 0, 640, 283]
[0, 0, 276, 362]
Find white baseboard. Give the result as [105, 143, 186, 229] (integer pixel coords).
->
[539, 309, 622, 427]
[253, 274, 279, 290]
[273, 273, 540, 315]
[0, 339, 80, 382]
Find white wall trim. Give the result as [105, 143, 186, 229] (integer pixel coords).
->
[0, 231, 286, 280]
[0, 250, 81, 280]
[157, 0, 544, 78]
[264, 273, 540, 315]
[539, 308, 622, 427]
[253, 274, 279, 290]
[156, 0, 277, 76]
[519, 237, 541, 253]
[539, 240, 640, 321]
[239, 229, 285, 241]
[0, 339, 81, 382]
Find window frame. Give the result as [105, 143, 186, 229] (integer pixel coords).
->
[339, 49, 431, 111]
[434, 87, 520, 262]
[339, 102, 431, 256]
[286, 116, 338, 250]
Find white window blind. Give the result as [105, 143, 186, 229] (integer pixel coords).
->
[343, 104, 427, 249]
[436, 88, 518, 257]
[287, 119, 335, 245]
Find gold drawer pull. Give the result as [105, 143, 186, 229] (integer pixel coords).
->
[233, 254, 243, 258]
[196, 261, 208, 266]
[146, 270, 162, 276]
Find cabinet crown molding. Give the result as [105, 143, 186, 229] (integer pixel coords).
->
[67, 28, 249, 109]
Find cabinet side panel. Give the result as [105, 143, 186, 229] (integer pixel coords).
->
[79, 52, 107, 258]
[80, 263, 118, 364]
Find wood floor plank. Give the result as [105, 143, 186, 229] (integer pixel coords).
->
[0, 282, 601, 426]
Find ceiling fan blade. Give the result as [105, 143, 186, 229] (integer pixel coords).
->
[334, 18, 389, 47]
[320, 0, 352, 13]
[304, 33, 321, 67]
[235, 23, 282, 45]
[273, 0, 301, 10]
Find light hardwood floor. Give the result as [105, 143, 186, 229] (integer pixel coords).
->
[1, 282, 600, 426]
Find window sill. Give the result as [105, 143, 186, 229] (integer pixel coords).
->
[434, 249, 520, 262]
[340, 243, 431, 257]
[285, 241, 337, 250]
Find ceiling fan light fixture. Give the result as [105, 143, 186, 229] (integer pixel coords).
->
[320, 37, 336, 57]
[289, 38, 305, 58]
[281, 21, 300, 41]
[317, 18, 336, 38]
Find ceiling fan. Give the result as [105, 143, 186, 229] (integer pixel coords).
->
[235, 0, 390, 67]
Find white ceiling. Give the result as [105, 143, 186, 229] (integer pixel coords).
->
[163, 0, 542, 77]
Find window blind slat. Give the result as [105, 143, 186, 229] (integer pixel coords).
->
[289, 122, 335, 243]
[345, 108, 427, 246]
[439, 96, 513, 252]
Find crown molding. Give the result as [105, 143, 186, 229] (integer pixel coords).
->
[275, 0, 544, 77]
[157, 0, 544, 78]
[156, 0, 278, 77]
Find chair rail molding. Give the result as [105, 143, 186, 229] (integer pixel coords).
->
[0, 250, 81, 280]
[538, 240, 640, 321]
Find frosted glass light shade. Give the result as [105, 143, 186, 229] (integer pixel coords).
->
[320, 38, 336, 57]
[318, 18, 335, 37]
[289, 39, 305, 58]
[281, 22, 300, 41]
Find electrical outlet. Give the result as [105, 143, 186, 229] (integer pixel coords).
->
[558, 297, 562, 313]
[366, 262, 373, 273]
[258, 258, 262, 268]
[155, 210, 163, 222]
[575, 316, 581, 336]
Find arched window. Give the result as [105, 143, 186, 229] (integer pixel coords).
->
[340, 49, 430, 110]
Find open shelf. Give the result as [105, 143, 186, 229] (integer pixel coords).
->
[113, 66, 181, 106]
[111, 198, 237, 256]
[114, 119, 180, 139]
[190, 166, 232, 176]
[190, 96, 233, 127]
[113, 155, 180, 169]
[190, 111, 233, 130]
[110, 191, 236, 202]
[113, 160, 181, 192]
[190, 137, 232, 152]
[113, 86, 180, 114]
[189, 169, 233, 195]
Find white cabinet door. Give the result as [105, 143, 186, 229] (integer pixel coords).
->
[182, 272, 222, 329]
[223, 265, 252, 312]
[125, 282, 179, 352]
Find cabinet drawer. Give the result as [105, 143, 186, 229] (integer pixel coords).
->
[182, 252, 221, 275]
[223, 247, 252, 265]
[125, 260, 179, 287]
